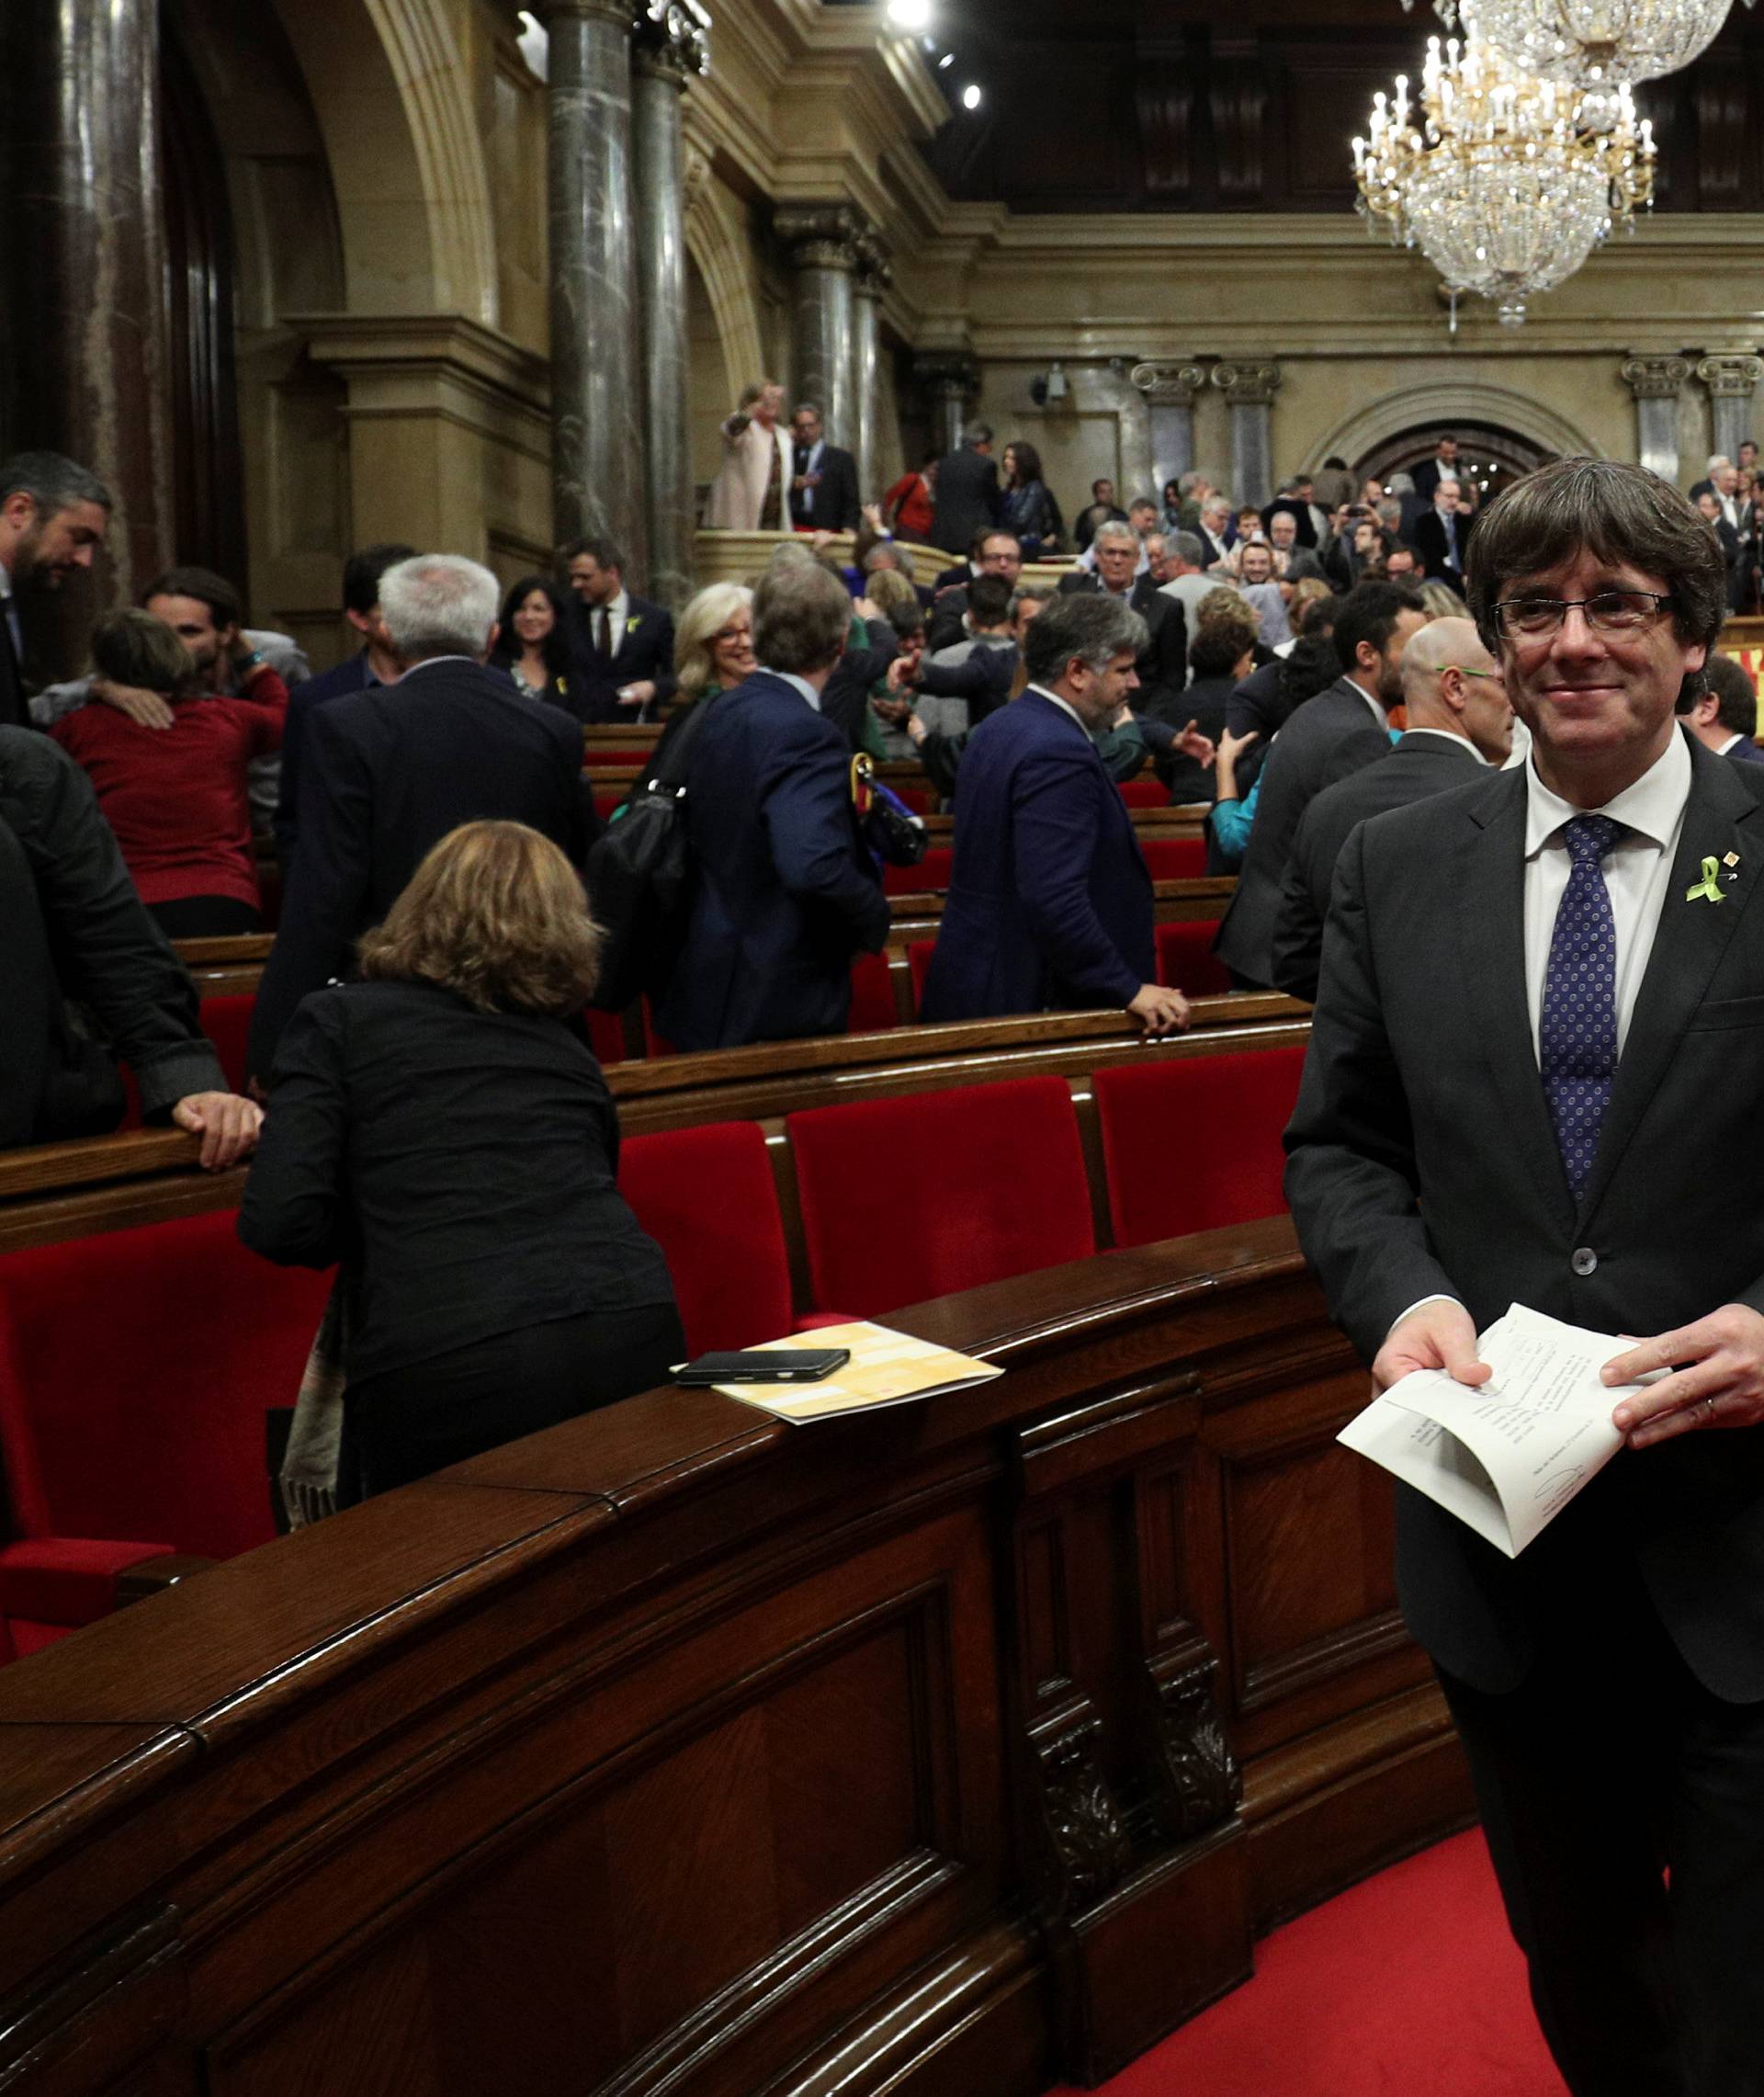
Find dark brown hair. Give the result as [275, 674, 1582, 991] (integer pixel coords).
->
[357, 821, 603, 1014]
[90, 608, 200, 696]
[1466, 457, 1728, 657]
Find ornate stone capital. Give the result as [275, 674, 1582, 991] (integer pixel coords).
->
[775, 205, 865, 274]
[914, 349, 979, 403]
[1698, 353, 1764, 400]
[1621, 355, 1691, 402]
[1211, 359, 1282, 407]
[854, 232, 893, 299]
[681, 143, 712, 217]
[631, 0, 709, 79]
[1130, 360, 1206, 407]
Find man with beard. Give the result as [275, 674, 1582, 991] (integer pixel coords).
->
[0, 452, 110, 728]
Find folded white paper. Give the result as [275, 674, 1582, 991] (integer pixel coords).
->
[1339, 1303, 1649, 1557]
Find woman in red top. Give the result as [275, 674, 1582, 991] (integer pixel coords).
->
[51, 608, 286, 936]
[882, 455, 939, 543]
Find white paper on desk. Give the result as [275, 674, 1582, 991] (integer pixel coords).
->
[1339, 1303, 1644, 1558]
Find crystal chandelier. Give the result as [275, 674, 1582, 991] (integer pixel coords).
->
[1401, 0, 1754, 88]
[1353, 34, 1655, 325]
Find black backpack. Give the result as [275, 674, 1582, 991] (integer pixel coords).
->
[583, 697, 717, 1013]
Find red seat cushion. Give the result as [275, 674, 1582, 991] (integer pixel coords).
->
[908, 940, 935, 1015]
[1092, 1046, 1307, 1249]
[884, 846, 953, 896]
[1140, 836, 1207, 881]
[786, 1077, 1094, 1319]
[1118, 779, 1167, 808]
[0, 1211, 334, 1565]
[847, 950, 899, 1033]
[1156, 920, 1233, 999]
[618, 1123, 794, 1353]
[198, 992, 254, 1094]
[584, 1006, 628, 1066]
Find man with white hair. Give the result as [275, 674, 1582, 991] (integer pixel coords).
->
[247, 553, 596, 1078]
[1689, 452, 1730, 504]
[1413, 476, 1472, 581]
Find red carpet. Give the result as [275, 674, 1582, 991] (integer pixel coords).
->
[1050, 1831, 1568, 2097]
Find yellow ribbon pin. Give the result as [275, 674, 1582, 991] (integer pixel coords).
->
[1687, 855, 1725, 904]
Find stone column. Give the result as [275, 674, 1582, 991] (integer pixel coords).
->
[540, 0, 646, 575]
[776, 206, 864, 456]
[0, 0, 175, 609]
[631, 5, 707, 609]
[1130, 362, 1208, 504]
[1697, 353, 1764, 467]
[853, 236, 893, 505]
[915, 353, 980, 459]
[1621, 356, 1691, 483]
[1210, 361, 1283, 511]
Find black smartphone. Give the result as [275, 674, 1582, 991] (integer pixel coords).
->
[676, 1348, 852, 1387]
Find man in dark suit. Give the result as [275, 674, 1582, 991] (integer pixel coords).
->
[1678, 646, 1764, 765]
[787, 403, 860, 532]
[1410, 434, 1461, 505]
[1271, 617, 1511, 1002]
[560, 536, 677, 724]
[248, 554, 596, 1079]
[1287, 459, 1764, 2096]
[919, 593, 1190, 1033]
[1694, 490, 1747, 613]
[655, 559, 888, 1050]
[929, 421, 1001, 557]
[926, 527, 1023, 650]
[1212, 580, 1427, 989]
[1057, 522, 1188, 709]
[1411, 482, 1475, 582]
[0, 452, 111, 730]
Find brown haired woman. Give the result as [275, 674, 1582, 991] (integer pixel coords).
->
[239, 820, 681, 1498]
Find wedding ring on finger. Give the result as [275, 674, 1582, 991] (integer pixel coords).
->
[1702, 1397, 1719, 1421]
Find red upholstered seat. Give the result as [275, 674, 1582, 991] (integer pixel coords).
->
[1118, 779, 1167, 808]
[0, 1209, 334, 1654]
[892, 786, 933, 814]
[1156, 920, 1233, 999]
[199, 992, 254, 1094]
[907, 940, 935, 1015]
[884, 846, 953, 896]
[1092, 1045, 1308, 1249]
[847, 950, 899, 1033]
[786, 1076, 1094, 1319]
[618, 1123, 794, 1354]
[584, 1006, 628, 1066]
[1140, 836, 1207, 881]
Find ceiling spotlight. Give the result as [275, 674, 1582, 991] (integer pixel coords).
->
[961, 82, 983, 109]
[886, 0, 932, 29]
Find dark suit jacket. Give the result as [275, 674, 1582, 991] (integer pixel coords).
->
[930, 448, 1001, 555]
[1285, 733, 1764, 1703]
[819, 617, 897, 754]
[1054, 572, 1188, 708]
[0, 609, 26, 731]
[1271, 731, 1487, 1003]
[653, 671, 888, 1050]
[913, 641, 1019, 723]
[789, 441, 861, 531]
[274, 647, 378, 858]
[1411, 507, 1474, 580]
[568, 594, 678, 724]
[1213, 675, 1392, 987]
[921, 689, 1154, 1021]
[1726, 733, 1764, 764]
[1411, 458, 1453, 504]
[248, 658, 595, 1077]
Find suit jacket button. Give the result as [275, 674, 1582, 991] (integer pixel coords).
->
[1571, 1247, 1598, 1276]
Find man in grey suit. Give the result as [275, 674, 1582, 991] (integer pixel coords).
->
[929, 420, 1001, 557]
[1286, 458, 1764, 2096]
[1212, 580, 1426, 987]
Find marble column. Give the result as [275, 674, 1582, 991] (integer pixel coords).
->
[776, 207, 863, 455]
[631, 6, 707, 610]
[1211, 361, 1282, 511]
[1621, 356, 1691, 483]
[853, 237, 892, 505]
[1130, 362, 1208, 504]
[1697, 353, 1764, 467]
[540, 0, 646, 576]
[0, 0, 175, 608]
[915, 353, 980, 459]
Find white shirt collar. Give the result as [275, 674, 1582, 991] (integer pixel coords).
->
[1523, 724, 1691, 857]
[1344, 674, 1386, 729]
[1028, 682, 1089, 735]
[1718, 731, 1745, 755]
[761, 666, 821, 712]
[1402, 724, 1487, 765]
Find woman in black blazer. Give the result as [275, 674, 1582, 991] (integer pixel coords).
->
[240, 820, 682, 1497]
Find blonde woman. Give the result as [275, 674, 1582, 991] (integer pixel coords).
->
[671, 582, 755, 708]
[240, 820, 681, 1498]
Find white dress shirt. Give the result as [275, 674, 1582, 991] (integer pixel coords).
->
[589, 588, 631, 660]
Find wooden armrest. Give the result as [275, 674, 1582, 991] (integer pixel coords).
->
[114, 1555, 216, 1606]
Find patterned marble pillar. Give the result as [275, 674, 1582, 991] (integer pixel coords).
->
[1130, 362, 1208, 504]
[853, 236, 892, 505]
[1210, 360, 1283, 511]
[1697, 353, 1764, 469]
[776, 206, 864, 454]
[630, 4, 707, 608]
[915, 353, 980, 459]
[540, 0, 645, 572]
[1621, 356, 1691, 483]
[0, 0, 175, 603]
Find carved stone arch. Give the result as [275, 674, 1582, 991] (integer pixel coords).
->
[1308, 380, 1602, 479]
[685, 157, 767, 403]
[270, 0, 499, 324]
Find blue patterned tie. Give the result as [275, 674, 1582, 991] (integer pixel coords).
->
[1539, 813, 1624, 1202]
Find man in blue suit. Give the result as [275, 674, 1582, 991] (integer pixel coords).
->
[655, 558, 889, 1051]
[920, 594, 1192, 1033]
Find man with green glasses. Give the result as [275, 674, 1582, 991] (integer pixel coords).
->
[1287, 456, 1764, 2096]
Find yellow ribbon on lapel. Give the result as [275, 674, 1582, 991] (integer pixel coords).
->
[1686, 856, 1724, 904]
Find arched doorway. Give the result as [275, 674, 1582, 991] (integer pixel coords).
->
[1356, 422, 1552, 505]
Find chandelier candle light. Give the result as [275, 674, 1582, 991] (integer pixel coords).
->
[1353, 33, 1655, 325]
[1403, 0, 1755, 91]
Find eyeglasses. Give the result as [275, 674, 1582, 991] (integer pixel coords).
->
[1456, 666, 1504, 684]
[1491, 591, 1675, 638]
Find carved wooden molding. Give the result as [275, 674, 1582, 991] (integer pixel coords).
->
[1140, 1652, 1241, 1844]
[1032, 1710, 1135, 1915]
